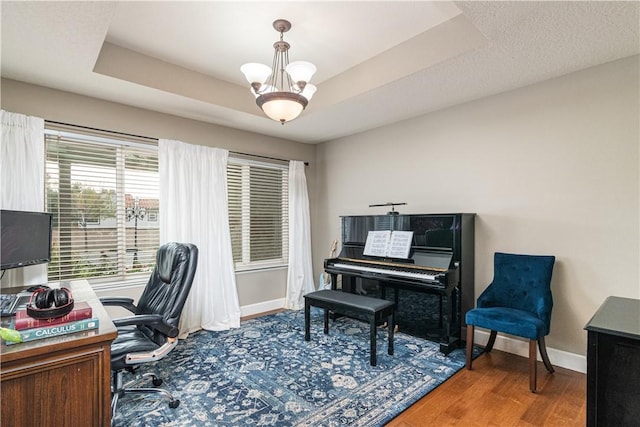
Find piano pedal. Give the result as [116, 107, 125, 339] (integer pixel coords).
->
[379, 322, 400, 333]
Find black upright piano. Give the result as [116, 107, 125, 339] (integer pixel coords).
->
[324, 213, 475, 354]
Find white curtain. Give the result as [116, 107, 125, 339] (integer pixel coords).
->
[0, 110, 46, 287]
[159, 139, 240, 337]
[285, 160, 315, 309]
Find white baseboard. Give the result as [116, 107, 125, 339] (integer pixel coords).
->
[240, 298, 285, 318]
[473, 329, 586, 374]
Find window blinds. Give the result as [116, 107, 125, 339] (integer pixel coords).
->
[44, 127, 159, 282]
[227, 158, 289, 269]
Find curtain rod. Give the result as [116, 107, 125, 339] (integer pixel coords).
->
[45, 120, 309, 166]
[229, 151, 308, 166]
[46, 120, 157, 142]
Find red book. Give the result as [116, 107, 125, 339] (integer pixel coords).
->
[14, 301, 93, 330]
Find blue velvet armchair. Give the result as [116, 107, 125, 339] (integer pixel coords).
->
[465, 252, 556, 392]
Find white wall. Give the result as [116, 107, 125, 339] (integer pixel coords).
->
[313, 55, 640, 358]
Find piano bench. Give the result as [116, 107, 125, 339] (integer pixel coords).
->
[303, 289, 395, 366]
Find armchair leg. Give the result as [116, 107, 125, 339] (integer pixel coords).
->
[529, 340, 537, 392]
[538, 336, 555, 373]
[466, 325, 474, 370]
[485, 330, 497, 352]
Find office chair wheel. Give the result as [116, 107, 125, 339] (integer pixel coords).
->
[169, 399, 180, 409]
[152, 377, 163, 386]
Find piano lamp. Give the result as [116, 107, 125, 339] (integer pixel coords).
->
[240, 19, 317, 125]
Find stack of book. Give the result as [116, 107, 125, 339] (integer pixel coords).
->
[5, 301, 99, 345]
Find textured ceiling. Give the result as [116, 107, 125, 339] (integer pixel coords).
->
[2, 1, 639, 144]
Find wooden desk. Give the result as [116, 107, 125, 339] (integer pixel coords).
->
[1, 280, 117, 427]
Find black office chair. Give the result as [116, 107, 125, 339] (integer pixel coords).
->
[100, 242, 198, 420]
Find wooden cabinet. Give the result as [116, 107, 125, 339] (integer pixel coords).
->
[584, 296, 640, 427]
[1, 281, 117, 427]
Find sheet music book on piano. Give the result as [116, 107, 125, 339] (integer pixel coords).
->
[363, 230, 414, 259]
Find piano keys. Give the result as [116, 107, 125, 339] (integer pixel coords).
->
[328, 257, 447, 286]
[324, 213, 475, 354]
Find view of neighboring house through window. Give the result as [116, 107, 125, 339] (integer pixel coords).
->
[44, 125, 288, 282]
[45, 126, 159, 285]
[227, 157, 289, 271]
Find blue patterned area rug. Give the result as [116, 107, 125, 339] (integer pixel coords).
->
[113, 309, 478, 427]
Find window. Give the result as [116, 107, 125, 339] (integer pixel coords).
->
[45, 126, 159, 284]
[227, 158, 289, 270]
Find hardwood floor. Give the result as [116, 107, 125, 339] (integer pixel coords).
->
[386, 350, 586, 426]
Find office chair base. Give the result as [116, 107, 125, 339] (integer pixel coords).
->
[111, 370, 180, 423]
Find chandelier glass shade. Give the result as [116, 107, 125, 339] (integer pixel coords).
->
[240, 19, 317, 124]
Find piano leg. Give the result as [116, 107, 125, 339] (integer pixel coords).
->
[438, 291, 461, 355]
[379, 284, 401, 334]
[341, 275, 356, 293]
[330, 273, 346, 321]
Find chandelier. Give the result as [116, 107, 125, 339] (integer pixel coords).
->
[240, 19, 317, 124]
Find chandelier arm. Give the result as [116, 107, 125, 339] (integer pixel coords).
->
[276, 48, 283, 92]
[283, 50, 296, 93]
[269, 44, 278, 90]
[279, 43, 289, 92]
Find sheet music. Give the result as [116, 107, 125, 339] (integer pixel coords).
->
[363, 230, 413, 258]
[363, 230, 391, 257]
[387, 231, 414, 258]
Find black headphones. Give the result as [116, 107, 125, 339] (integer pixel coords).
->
[26, 287, 75, 319]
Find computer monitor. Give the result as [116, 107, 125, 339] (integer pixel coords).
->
[1, 209, 53, 270]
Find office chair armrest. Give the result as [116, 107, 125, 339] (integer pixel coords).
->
[112, 314, 163, 328]
[99, 297, 138, 313]
[112, 314, 179, 338]
[125, 337, 178, 365]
